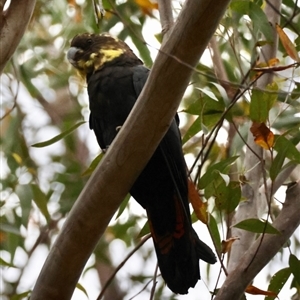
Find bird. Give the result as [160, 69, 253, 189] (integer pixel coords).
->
[67, 32, 216, 294]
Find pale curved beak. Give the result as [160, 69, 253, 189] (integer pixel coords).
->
[67, 47, 79, 66]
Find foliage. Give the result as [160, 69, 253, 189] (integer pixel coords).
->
[1, 0, 299, 299]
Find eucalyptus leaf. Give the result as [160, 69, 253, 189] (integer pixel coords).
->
[208, 214, 221, 254]
[233, 218, 280, 234]
[32, 121, 86, 148]
[75, 283, 89, 299]
[289, 254, 300, 285]
[265, 268, 291, 300]
[31, 184, 50, 221]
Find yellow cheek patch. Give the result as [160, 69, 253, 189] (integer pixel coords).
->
[77, 48, 125, 74]
[99, 48, 125, 63]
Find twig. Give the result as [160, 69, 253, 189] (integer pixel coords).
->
[97, 234, 151, 300]
[0, 69, 19, 121]
[128, 277, 157, 300]
[149, 263, 159, 300]
[157, 0, 173, 39]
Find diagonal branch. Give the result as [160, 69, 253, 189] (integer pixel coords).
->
[214, 181, 300, 300]
[30, 0, 231, 299]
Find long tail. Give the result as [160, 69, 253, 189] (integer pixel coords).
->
[147, 195, 216, 294]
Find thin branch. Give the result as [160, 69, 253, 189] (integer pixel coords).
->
[97, 234, 151, 300]
[149, 263, 159, 300]
[157, 0, 173, 39]
[30, 1, 231, 299]
[128, 278, 156, 300]
[214, 181, 300, 300]
[209, 36, 237, 99]
[257, 142, 300, 210]
[260, 161, 299, 200]
[0, 70, 19, 121]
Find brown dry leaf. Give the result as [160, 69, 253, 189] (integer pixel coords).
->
[276, 24, 300, 62]
[256, 58, 279, 68]
[221, 237, 239, 254]
[267, 58, 280, 66]
[135, 0, 158, 15]
[250, 122, 274, 150]
[188, 179, 208, 224]
[67, 0, 82, 23]
[252, 58, 280, 79]
[0, 231, 6, 243]
[74, 8, 82, 23]
[246, 285, 278, 298]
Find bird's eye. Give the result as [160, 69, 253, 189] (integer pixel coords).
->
[87, 39, 92, 45]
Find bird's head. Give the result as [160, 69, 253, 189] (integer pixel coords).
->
[67, 33, 141, 77]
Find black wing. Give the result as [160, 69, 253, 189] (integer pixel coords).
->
[88, 65, 149, 149]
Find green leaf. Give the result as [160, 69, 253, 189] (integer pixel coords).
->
[10, 290, 31, 300]
[31, 184, 50, 221]
[182, 93, 224, 134]
[210, 82, 229, 104]
[81, 153, 104, 177]
[196, 87, 219, 101]
[31, 121, 86, 147]
[265, 268, 291, 300]
[0, 257, 16, 268]
[230, 1, 273, 41]
[204, 173, 241, 213]
[199, 156, 239, 189]
[129, 31, 153, 67]
[204, 171, 224, 200]
[15, 184, 33, 227]
[270, 143, 288, 181]
[250, 84, 278, 123]
[137, 220, 150, 238]
[208, 214, 221, 254]
[5, 229, 21, 262]
[274, 135, 300, 163]
[115, 194, 131, 219]
[289, 254, 300, 285]
[182, 116, 201, 144]
[233, 218, 280, 234]
[216, 180, 241, 213]
[184, 94, 224, 116]
[0, 223, 22, 236]
[76, 283, 89, 299]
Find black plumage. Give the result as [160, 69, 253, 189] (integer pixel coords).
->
[67, 33, 216, 294]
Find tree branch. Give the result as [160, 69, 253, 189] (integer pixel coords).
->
[30, 0, 230, 299]
[215, 181, 300, 300]
[0, 0, 36, 74]
[157, 0, 173, 39]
